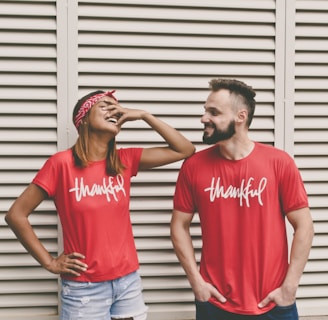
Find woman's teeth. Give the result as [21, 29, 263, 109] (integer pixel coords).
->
[107, 118, 118, 124]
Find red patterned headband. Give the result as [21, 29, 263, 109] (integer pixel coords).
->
[74, 90, 118, 129]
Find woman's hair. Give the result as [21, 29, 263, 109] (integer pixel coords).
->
[209, 78, 256, 127]
[71, 90, 125, 175]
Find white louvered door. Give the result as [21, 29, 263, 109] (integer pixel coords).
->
[292, 0, 328, 315]
[0, 0, 59, 319]
[75, 1, 277, 318]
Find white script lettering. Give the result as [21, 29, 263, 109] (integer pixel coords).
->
[69, 175, 126, 202]
[204, 177, 267, 207]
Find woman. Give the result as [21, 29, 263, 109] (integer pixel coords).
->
[5, 90, 195, 320]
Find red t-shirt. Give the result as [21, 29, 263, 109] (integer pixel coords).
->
[173, 142, 308, 315]
[33, 147, 143, 282]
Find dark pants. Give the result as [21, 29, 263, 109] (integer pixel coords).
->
[196, 301, 298, 320]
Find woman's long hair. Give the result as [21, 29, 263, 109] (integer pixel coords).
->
[71, 90, 125, 175]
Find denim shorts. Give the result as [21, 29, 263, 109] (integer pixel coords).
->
[60, 271, 148, 320]
[196, 300, 298, 320]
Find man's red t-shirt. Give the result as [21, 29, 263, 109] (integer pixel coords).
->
[173, 142, 308, 315]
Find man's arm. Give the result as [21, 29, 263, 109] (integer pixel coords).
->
[258, 207, 314, 308]
[170, 209, 226, 303]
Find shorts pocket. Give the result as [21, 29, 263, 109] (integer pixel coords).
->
[61, 279, 91, 290]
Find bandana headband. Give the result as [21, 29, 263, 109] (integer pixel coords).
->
[74, 90, 118, 129]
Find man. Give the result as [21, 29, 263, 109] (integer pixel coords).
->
[170, 78, 314, 319]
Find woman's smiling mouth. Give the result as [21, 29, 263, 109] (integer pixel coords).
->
[106, 117, 118, 124]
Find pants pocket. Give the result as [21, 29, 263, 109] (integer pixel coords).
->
[269, 302, 298, 320]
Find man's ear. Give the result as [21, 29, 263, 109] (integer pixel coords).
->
[236, 109, 248, 124]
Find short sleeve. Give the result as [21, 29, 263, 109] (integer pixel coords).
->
[278, 155, 309, 214]
[119, 147, 143, 177]
[32, 156, 58, 197]
[173, 159, 195, 214]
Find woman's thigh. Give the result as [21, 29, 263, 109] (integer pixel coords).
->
[60, 280, 111, 320]
[60, 272, 148, 320]
[110, 271, 148, 320]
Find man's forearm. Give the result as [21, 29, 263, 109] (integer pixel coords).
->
[283, 208, 314, 291]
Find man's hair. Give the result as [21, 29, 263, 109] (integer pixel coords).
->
[71, 90, 125, 175]
[209, 78, 256, 127]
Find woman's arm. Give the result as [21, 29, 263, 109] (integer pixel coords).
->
[5, 184, 87, 276]
[107, 105, 195, 170]
[138, 112, 195, 170]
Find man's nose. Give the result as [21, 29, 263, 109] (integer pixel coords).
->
[201, 113, 209, 123]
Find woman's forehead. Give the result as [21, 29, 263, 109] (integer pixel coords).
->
[96, 97, 117, 105]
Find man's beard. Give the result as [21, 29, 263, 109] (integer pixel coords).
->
[202, 120, 236, 145]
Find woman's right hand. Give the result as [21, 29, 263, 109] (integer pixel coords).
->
[46, 252, 88, 277]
